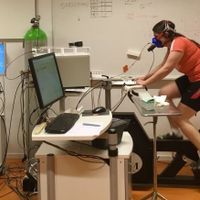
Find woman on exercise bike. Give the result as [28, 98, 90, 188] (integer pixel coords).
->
[136, 20, 200, 164]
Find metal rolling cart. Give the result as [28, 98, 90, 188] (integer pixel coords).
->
[131, 97, 181, 200]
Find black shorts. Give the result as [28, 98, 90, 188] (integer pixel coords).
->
[175, 75, 200, 112]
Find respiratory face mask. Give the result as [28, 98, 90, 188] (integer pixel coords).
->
[147, 33, 165, 51]
[151, 37, 163, 48]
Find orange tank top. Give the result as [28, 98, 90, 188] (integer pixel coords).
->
[170, 36, 200, 82]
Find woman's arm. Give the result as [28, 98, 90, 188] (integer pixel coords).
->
[141, 49, 170, 80]
[137, 50, 183, 86]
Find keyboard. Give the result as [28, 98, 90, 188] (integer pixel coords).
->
[45, 113, 80, 134]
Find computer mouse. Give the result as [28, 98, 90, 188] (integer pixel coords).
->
[92, 106, 106, 114]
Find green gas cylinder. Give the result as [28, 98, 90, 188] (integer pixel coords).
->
[24, 16, 47, 52]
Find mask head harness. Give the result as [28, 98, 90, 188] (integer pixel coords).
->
[151, 20, 176, 48]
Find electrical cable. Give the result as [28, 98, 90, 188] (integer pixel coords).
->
[28, 106, 40, 126]
[75, 85, 98, 110]
[74, 43, 155, 112]
[111, 93, 127, 112]
[21, 82, 39, 126]
[0, 83, 6, 167]
[29, 106, 59, 137]
[34, 107, 50, 125]
[0, 82, 5, 115]
[16, 112, 26, 153]
[90, 86, 103, 109]
[0, 97, 5, 115]
[146, 50, 155, 75]
[0, 51, 39, 198]
[121, 45, 156, 98]
[75, 80, 104, 110]
[0, 76, 26, 170]
[0, 163, 30, 200]
[90, 89, 95, 108]
[110, 42, 150, 80]
[6, 179, 28, 200]
[5, 51, 33, 80]
[19, 73, 27, 159]
[7, 71, 33, 158]
[1, 70, 30, 158]
[97, 87, 103, 107]
[0, 115, 8, 173]
[0, 66, 29, 167]
[43, 140, 108, 165]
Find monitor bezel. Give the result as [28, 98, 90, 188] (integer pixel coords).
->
[28, 52, 65, 109]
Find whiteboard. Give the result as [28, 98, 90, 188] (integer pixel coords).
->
[52, 0, 200, 78]
[0, 0, 35, 38]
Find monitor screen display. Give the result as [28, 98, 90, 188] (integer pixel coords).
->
[0, 43, 5, 75]
[28, 52, 65, 109]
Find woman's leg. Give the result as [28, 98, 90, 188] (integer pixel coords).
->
[170, 103, 200, 150]
[159, 81, 183, 137]
[159, 78, 200, 167]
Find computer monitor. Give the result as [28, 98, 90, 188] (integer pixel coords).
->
[28, 52, 65, 109]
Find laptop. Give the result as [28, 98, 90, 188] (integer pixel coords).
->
[56, 54, 91, 89]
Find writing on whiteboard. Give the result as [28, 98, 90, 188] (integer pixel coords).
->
[90, 0, 112, 18]
[60, 0, 89, 9]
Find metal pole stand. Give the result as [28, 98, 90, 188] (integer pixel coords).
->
[141, 117, 167, 200]
[103, 79, 112, 110]
[46, 153, 55, 200]
[108, 128, 119, 200]
[59, 96, 66, 113]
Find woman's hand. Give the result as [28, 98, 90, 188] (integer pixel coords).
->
[136, 78, 147, 86]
